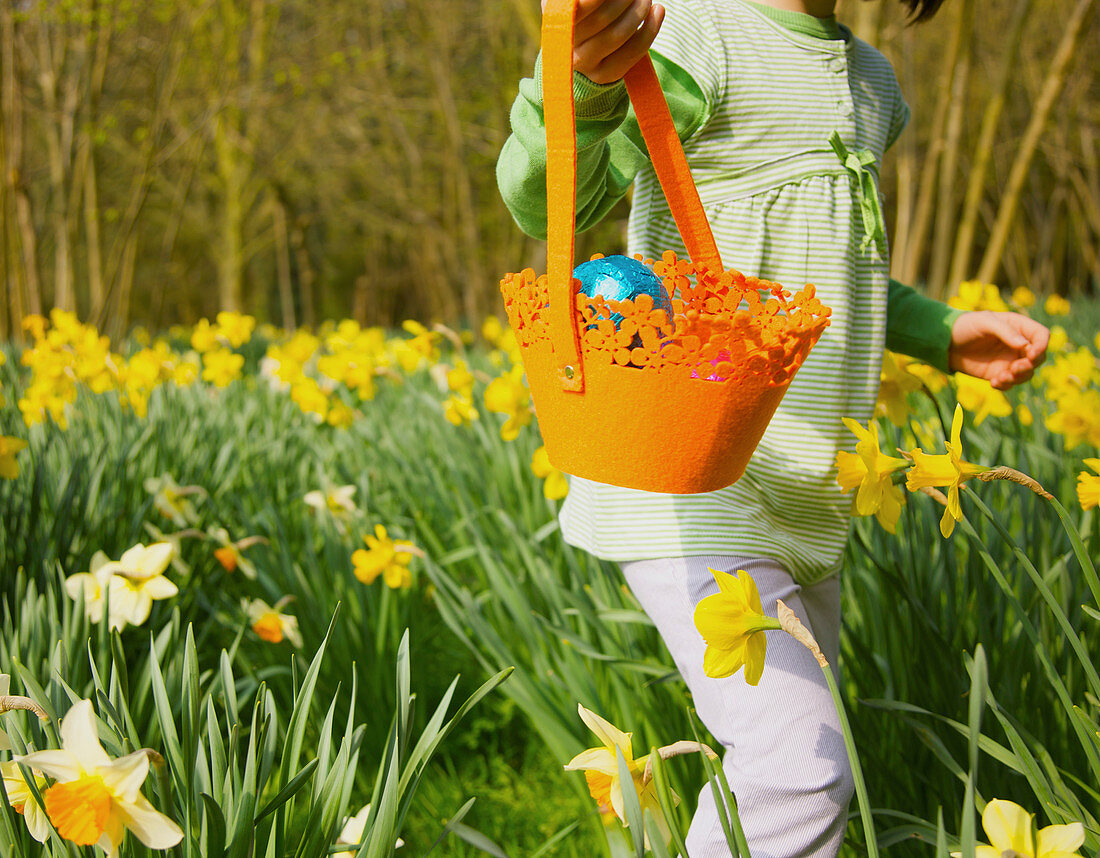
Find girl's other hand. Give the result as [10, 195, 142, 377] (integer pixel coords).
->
[948, 310, 1050, 390]
[558, 0, 665, 85]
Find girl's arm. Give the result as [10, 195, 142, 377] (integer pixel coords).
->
[496, 52, 707, 239]
[496, 0, 706, 240]
[885, 281, 1049, 388]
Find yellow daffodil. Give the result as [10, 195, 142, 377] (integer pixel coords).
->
[244, 597, 303, 647]
[950, 799, 1084, 858]
[563, 705, 666, 845]
[532, 446, 569, 500]
[443, 393, 478, 427]
[16, 699, 184, 855]
[215, 311, 256, 348]
[481, 315, 506, 347]
[484, 366, 533, 441]
[1045, 388, 1100, 449]
[905, 404, 989, 537]
[948, 281, 1008, 312]
[446, 360, 476, 397]
[954, 375, 1012, 426]
[290, 377, 329, 423]
[1016, 404, 1034, 427]
[1078, 459, 1100, 511]
[201, 347, 244, 388]
[0, 436, 28, 479]
[190, 318, 219, 353]
[171, 355, 200, 386]
[2, 760, 50, 843]
[693, 568, 782, 683]
[352, 525, 417, 589]
[334, 805, 404, 856]
[835, 417, 908, 532]
[1010, 286, 1036, 309]
[876, 352, 924, 426]
[326, 399, 356, 428]
[1043, 294, 1071, 316]
[1048, 325, 1069, 352]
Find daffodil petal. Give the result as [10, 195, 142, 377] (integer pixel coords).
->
[113, 791, 184, 849]
[939, 506, 956, 538]
[59, 700, 112, 770]
[141, 577, 178, 600]
[743, 632, 767, 686]
[135, 543, 174, 577]
[1037, 822, 1085, 856]
[950, 404, 964, 448]
[703, 640, 747, 679]
[576, 705, 632, 759]
[564, 748, 617, 775]
[741, 571, 764, 615]
[981, 799, 1034, 855]
[13, 750, 82, 782]
[99, 751, 150, 804]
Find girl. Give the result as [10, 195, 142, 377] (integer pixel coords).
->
[496, 1, 1049, 855]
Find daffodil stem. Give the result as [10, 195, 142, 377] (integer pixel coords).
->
[820, 666, 880, 858]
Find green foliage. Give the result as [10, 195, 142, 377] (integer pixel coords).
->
[1, 313, 1098, 855]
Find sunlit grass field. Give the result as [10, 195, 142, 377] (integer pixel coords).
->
[0, 287, 1097, 857]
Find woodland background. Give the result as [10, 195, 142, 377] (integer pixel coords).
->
[0, 0, 1097, 340]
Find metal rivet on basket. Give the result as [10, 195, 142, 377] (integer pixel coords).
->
[563, 365, 575, 379]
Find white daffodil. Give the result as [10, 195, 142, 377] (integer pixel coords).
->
[64, 551, 115, 625]
[303, 485, 358, 519]
[101, 543, 178, 629]
[15, 700, 183, 856]
[142, 474, 203, 527]
[2, 760, 50, 843]
[65, 544, 178, 631]
[335, 804, 404, 857]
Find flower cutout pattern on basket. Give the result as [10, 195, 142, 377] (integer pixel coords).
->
[500, 251, 831, 385]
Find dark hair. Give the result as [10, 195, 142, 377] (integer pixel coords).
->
[899, 0, 948, 21]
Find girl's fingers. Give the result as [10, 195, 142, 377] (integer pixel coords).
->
[576, 1, 663, 84]
[574, 0, 638, 41]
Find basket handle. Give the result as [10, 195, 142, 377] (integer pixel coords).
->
[542, 0, 722, 392]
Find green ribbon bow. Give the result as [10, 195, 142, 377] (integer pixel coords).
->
[829, 130, 886, 253]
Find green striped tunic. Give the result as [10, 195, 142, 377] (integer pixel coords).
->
[497, 0, 957, 584]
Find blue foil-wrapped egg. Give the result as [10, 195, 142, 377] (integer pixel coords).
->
[573, 255, 672, 327]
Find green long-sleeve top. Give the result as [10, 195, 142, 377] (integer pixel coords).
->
[496, 0, 962, 583]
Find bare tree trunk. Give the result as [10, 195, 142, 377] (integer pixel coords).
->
[2, 3, 40, 329]
[272, 198, 295, 331]
[895, 1, 969, 287]
[926, 0, 974, 299]
[35, 13, 76, 312]
[976, 0, 1096, 286]
[946, 0, 1033, 291]
[426, 14, 484, 325]
[291, 220, 316, 329]
[214, 114, 245, 312]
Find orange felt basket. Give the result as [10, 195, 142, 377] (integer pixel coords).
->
[498, 0, 832, 494]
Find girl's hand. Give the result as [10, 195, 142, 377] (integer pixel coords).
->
[948, 310, 1050, 390]
[557, 0, 664, 85]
